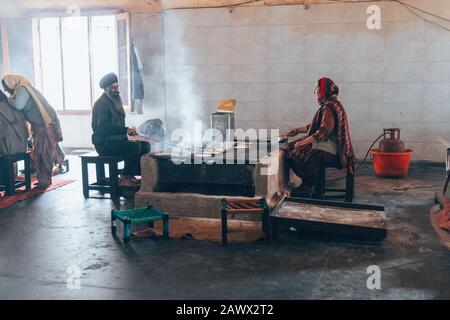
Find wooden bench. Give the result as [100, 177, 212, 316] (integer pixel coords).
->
[0, 152, 32, 196]
[111, 206, 170, 244]
[80, 152, 124, 202]
[221, 198, 271, 245]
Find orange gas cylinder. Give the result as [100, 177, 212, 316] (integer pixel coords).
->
[379, 128, 405, 152]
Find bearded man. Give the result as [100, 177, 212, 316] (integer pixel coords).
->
[91, 73, 150, 187]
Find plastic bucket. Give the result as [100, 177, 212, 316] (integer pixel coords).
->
[370, 149, 413, 178]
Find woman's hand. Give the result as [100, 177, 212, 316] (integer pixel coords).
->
[294, 140, 305, 149]
[287, 126, 309, 138]
[286, 128, 299, 138]
[294, 135, 316, 149]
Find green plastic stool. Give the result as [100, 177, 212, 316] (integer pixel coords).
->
[111, 206, 170, 244]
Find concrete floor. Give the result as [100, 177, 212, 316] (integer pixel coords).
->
[0, 156, 449, 300]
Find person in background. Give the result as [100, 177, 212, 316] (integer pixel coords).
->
[0, 90, 28, 157]
[284, 77, 355, 197]
[2, 75, 65, 189]
[0, 89, 29, 187]
[91, 73, 150, 188]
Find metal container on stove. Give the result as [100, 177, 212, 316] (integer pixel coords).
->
[211, 112, 235, 142]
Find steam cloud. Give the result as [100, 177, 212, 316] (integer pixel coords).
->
[163, 13, 204, 145]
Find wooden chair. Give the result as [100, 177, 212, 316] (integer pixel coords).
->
[315, 164, 355, 203]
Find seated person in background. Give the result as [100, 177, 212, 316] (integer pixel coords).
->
[24, 122, 66, 177]
[91, 73, 151, 188]
[0, 90, 29, 188]
[284, 77, 355, 197]
[0, 90, 29, 157]
[2, 75, 65, 189]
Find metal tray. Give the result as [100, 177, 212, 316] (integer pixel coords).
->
[271, 197, 387, 241]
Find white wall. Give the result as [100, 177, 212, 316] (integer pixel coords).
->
[162, 1, 450, 162]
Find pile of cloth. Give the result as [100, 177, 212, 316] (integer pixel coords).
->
[137, 118, 165, 140]
[438, 198, 450, 231]
[127, 118, 166, 153]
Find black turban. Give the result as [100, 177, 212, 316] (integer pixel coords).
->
[99, 73, 118, 89]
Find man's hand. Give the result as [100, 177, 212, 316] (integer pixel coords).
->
[127, 127, 138, 136]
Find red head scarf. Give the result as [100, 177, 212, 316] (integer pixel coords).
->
[317, 77, 340, 103]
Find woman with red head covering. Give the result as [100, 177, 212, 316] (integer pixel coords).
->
[284, 77, 355, 197]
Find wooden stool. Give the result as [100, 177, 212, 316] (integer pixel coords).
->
[111, 206, 170, 244]
[315, 164, 355, 203]
[0, 152, 31, 196]
[80, 152, 124, 201]
[221, 198, 270, 245]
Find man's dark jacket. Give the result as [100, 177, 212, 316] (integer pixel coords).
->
[91, 93, 127, 148]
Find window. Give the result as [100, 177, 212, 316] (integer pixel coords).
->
[32, 13, 130, 113]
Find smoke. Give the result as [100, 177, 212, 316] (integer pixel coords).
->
[123, 11, 206, 155]
[163, 12, 204, 145]
[125, 14, 167, 134]
[0, 1, 26, 18]
[2, 19, 35, 82]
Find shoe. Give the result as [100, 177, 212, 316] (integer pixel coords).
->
[130, 177, 141, 184]
[52, 165, 62, 176]
[291, 185, 313, 198]
[119, 176, 141, 188]
[36, 184, 51, 190]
